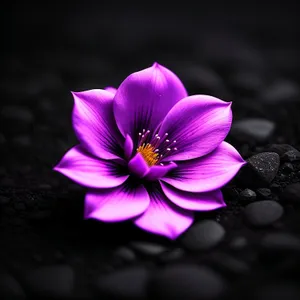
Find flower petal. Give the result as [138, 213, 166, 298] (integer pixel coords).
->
[160, 182, 226, 211]
[144, 162, 177, 181]
[158, 95, 232, 162]
[104, 86, 117, 95]
[161, 141, 246, 193]
[113, 63, 188, 142]
[84, 180, 150, 222]
[134, 183, 194, 239]
[72, 89, 123, 160]
[124, 134, 134, 160]
[54, 145, 128, 188]
[128, 153, 150, 178]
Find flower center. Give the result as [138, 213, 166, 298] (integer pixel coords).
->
[136, 129, 177, 166]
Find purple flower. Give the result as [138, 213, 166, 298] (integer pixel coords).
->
[54, 63, 246, 239]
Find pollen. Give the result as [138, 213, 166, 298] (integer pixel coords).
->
[137, 143, 159, 166]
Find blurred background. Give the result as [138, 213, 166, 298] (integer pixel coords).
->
[1, 1, 300, 299]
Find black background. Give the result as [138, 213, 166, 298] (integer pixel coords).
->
[1, 1, 300, 299]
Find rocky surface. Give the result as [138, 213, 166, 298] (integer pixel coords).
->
[1, 3, 300, 300]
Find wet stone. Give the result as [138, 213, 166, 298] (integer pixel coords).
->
[130, 241, 168, 256]
[281, 183, 300, 204]
[22, 265, 74, 298]
[230, 118, 275, 143]
[256, 188, 272, 199]
[148, 264, 226, 300]
[244, 152, 280, 186]
[244, 200, 284, 227]
[282, 149, 300, 162]
[181, 220, 225, 251]
[94, 266, 148, 299]
[260, 232, 300, 252]
[239, 189, 257, 203]
[0, 271, 26, 299]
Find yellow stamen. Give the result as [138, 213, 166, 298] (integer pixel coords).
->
[137, 143, 159, 166]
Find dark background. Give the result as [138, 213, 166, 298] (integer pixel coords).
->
[1, 1, 300, 299]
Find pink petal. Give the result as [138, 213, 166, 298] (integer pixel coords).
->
[113, 63, 188, 142]
[54, 145, 128, 188]
[144, 162, 177, 181]
[158, 95, 232, 162]
[134, 184, 193, 239]
[160, 182, 226, 211]
[104, 86, 117, 95]
[128, 153, 150, 178]
[161, 141, 246, 193]
[85, 181, 150, 222]
[72, 89, 123, 160]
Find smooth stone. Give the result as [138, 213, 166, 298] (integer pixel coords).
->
[1, 105, 34, 124]
[264, 144, 297, 157]
[282, 150, 300, 162]
[113, 247, 136, 262]
[231, 118, 275, 143]
[158, 248, 185, 263]
[256, 188, 272, 199]
[181, 220, 225, 251]
[281, 183, 300, 203]
[0, 271, 26, 299]
[148, 264, 226, 300]
[246, 152, 280, 184]
[229, 71, 264, 94]
[229, 236, 248, 250]
[130, 241, 168, 256]
[260, 232, 300, 252]
[253, 282, 300, 300]
[94, 266, 148, 299]
[22, 265, 74, 298]
[209, 252, 250, 275]
[0, 196, 10, 205]
[12, 135, 32, 147]
[14, 202, 26, 211]
[239, 189, 257, 202]
[244, 200, 284, 227]
[260, 79, 299, 104]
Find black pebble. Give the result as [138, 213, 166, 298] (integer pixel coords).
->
[22, 265, 74, 298]
[264, 144, 297, 157]
[241, 152, 280, 187]
[113, 246, 136, 262]
[260, 232, 300, 252]
[282, 150, 300, 162]
[244, 200, 284, 227]
[281, 183, 300, 204]
[256, 188, 272, 199]
[181, 220, 225, 251]
[230, 118, 275, 143]
[94, 266, 148, 299]
[239, 189, 257, 202]
[148, 264, 226, 300]
[0, 196, 10, 205]
[130, 241, 168, 256]
[0, 271, 26, 299]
